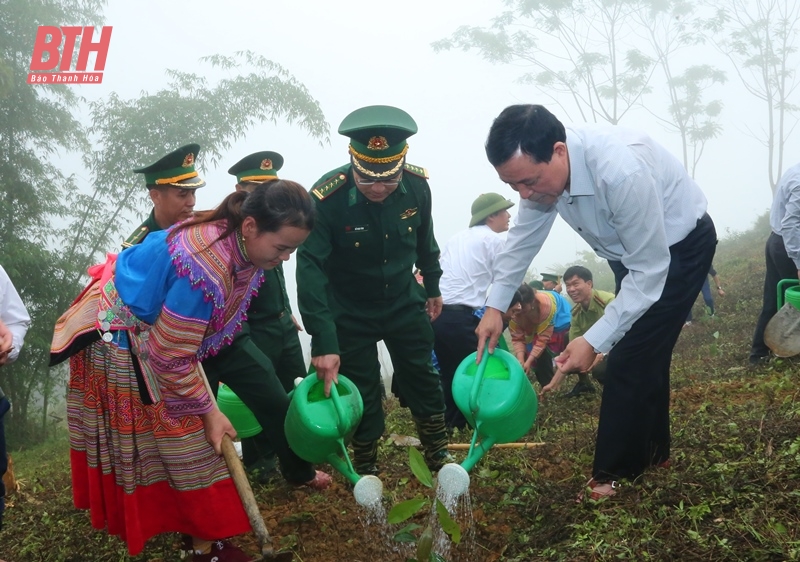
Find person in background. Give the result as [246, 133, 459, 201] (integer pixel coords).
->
[297, 105, 450, 475]
[508, 283, 571, 387]
[750, 161, 800, 364]
[0, 265, 31, 532]
[203, 151, 310, 486]
[541, 265, 614, 398]
[685, 264, 725, 326]
[541, 272, 562, 293]
[433, 192, 514, 431]
[476, 104, 716, 501]
[121, 144, 204, 248]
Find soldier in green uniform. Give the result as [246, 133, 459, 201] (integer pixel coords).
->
[122, 144, 205, 249]
[202, 151, 330, 488]
[297, 105, 450, 475]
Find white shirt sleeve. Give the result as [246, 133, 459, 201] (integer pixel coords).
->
[0, 265, 31, 363]
[780, 177, 800, 268]
[485, 200, 558, 311]
[582, 165, 671, 353]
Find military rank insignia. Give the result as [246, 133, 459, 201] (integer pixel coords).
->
[400, 208, 418, 219]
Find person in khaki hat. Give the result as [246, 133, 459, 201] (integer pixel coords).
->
[433, 193, 515, 431]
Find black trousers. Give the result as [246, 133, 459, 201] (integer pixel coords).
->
[202, 315, 314, 484]
[595, 213, 716, 482]
[432, 306, 478, 430]
[750, 232, 798, 360]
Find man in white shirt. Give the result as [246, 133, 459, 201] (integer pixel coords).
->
[433, 192, 514, 431]
[476, 104, 716, 500]
[0, 264, 31, 531]
[750, 161, 800, 364]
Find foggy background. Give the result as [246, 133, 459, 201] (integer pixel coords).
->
[56, 0, 797, 357]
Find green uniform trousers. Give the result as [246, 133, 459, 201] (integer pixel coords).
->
[331, 286, 445, 443]
[202, 314, 311, 483]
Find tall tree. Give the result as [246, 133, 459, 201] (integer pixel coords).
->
[432, 0, 656, 124]
[706, 0, 800, 194]
[635, 0, 727, 177]
[1, 0, 330, 444]
[0, 0, 105, 442]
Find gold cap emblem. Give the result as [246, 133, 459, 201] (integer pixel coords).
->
[182, 153, 195, 167]
[260, 159, 273, 170]
[367, 136, 389, 151]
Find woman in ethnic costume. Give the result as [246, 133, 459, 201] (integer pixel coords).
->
[54, 180, 330, 561]
[509, 283, 571, 388]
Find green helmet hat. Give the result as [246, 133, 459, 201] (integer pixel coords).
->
[469, 192, 515, 227]
[339, 105, 418, 179]
[541, 273, 560, 283]
[133, 143, 206, 189]
[228, 151, 284, 184]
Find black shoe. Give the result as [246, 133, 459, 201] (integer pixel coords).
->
[245, 457, 279, 485]
[748, 355, 769, 366]
[566, 382, 595, 398]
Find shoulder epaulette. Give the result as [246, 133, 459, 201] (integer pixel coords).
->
[311, 172, 348, 201]
[404, 162, 429, 179]
[593, 293, 610, 309]
[121, 225, 149, 249]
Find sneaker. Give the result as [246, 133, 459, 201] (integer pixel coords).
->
[565, 382, 595, 398]
[354, 463, 379, 477]
[191, 540, 254, 562]
[683, 321, 692, 328]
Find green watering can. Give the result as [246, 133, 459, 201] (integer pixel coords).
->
[439, 348, 538, 499]
[217, 383, 262, 439]
[451, 348, 538, 472]
[765, 278, 800, 357]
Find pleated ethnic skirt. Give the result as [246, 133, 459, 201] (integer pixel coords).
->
[66, 339, 250, 555]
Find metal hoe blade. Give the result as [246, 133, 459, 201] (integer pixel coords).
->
[764, 303, 800, 357]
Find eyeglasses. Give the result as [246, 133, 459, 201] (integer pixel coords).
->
[355, 176, 402, 188]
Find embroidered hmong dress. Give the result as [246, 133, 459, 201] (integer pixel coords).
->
[65, 222, 260, 555]
[510, 290, 572, 361]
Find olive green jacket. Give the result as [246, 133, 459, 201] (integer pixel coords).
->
[297, 163, 442, 356]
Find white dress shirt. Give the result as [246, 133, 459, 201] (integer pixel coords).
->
[487, 124, 708, 353]
[440, 224, 506, 308]
[0, 265, 31, 363]
[770, 161, 800, 268]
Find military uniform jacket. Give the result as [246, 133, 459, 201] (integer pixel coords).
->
[121, 209, 162, 249]
[297, 163, 442, 356]
[569, 289, 615, 341]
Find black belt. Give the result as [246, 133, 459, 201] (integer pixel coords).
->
[442, 304, 475, 313]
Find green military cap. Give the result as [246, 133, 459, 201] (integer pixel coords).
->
[469, 192, 515, 227]
[227, 151, 284, 184]
[541, 273, 560, 283]
[133, 143, 206, 189]
[528, 280, 544, 290]
[338, 105, 418, 179]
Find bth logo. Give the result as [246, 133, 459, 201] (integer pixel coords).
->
[28, 26, 112, 85]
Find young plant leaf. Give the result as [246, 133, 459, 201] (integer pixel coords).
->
[388, 498, 429, 524]
[409, 447, 433, 488]
[436, 498, 462, 544]
[416, 526, 433, 561]
[393, 523, 424, 543]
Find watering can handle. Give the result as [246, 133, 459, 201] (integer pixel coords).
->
[329, 382, 349, 436]
[777, 279, 800, 309]
[469, 344, 492, 414]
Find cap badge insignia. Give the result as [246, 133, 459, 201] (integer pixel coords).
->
[182, 153, 195, 167]
[367, 136, 389, 151]
[260, 159, 273, 170]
